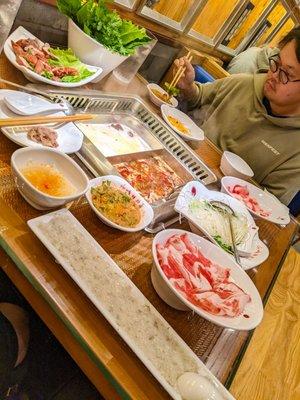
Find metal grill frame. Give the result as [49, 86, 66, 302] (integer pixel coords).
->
[47, 89, 217, 185]
[45, 89, 217, 232]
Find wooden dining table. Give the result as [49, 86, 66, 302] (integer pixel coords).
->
[0, 53, 298, 399]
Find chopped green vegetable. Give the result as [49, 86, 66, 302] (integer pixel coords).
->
[57, 0, 151, 56]
[213, 235, 233, 254]
[41, 70, 54, 79]
[48, 48, 94, 82]
[164, 82, 180, 97]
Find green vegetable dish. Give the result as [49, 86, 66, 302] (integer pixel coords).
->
[57, 0, 151, 56]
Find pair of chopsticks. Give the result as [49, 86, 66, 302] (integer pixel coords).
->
[169, 51, 193, 92]
[0, 113, 95, 127]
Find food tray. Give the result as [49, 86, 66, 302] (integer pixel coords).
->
[28, 209, 235, 400]
[43, 89, 217, 232]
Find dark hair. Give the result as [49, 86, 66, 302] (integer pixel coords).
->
[279, 26, 300, 62]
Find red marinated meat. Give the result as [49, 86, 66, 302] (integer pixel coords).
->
[227, 184, 270, 217]
[11, 38, 78, 82]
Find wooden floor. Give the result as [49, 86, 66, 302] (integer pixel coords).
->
[230, 248, 300, 400]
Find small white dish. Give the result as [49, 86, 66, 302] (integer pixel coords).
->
[152, 228, 263, 330]
[174, 181, 259, 257]
[220, 151, 254, 181]
[11, 147, 89, 210]
[4, 91, 68, 115]
[161, 104, 204, 141]
[221, 176, 290, 225]
[239, 238, 269, 270]
[147, 83, 178, 107]
[0, 91, 83, 153]
[2, 112, 84, 154]
[4, 26, 103, 88]
[85, 175, 154, 232]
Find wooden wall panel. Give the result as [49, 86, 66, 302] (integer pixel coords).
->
[153, 0, 195, 22]
[227, 0, 272, 49]
[192, 0, 239, 38]
[269, 18, 296, 46]
[255, 3, 287, 46]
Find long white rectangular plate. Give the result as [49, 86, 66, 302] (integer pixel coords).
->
[28, 209, 235, 400]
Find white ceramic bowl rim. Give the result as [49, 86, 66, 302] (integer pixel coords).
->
[222, 151, 254, 177]
[147, 83, 177, 105]
[11, 147, 89, 200]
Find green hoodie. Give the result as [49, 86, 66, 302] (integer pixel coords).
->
[189, 73, 300, 205]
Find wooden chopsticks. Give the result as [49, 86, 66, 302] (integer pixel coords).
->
[169, 51, 193, 90]
[0, 113, 95, 127]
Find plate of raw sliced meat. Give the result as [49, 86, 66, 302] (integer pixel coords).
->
[152, 229, 263, 330]
[221, 176, 290, 225]
[4, 26, 102, 87]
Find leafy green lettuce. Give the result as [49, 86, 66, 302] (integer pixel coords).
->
[48, 48, 94, 82]
[57, 0, 151, 56]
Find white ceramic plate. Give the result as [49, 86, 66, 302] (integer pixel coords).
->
[86, 175, 154, 232]
[221, 176, 290, 225]
[4, 26, 103, 87]
[0, 90, 83, 154]
[4, 91, 68, 115]
[161, 104, 204, 141]
[28, 209, 235, 400]
[152, 229, 264, 330]
[174, 181, 260, 257]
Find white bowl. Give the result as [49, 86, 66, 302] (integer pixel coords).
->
[4, 26, 103, 87]
[68, 19, 127, 80]
[221, 176, 290, 225]
[11, 147, 89, 210]
[152, 229, 263, 330]
[147, 83, 178, 107]
[86, 175, 154, 232]
[220, 151, 254, 181]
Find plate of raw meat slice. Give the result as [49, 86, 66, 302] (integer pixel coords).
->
[4, 26, 102, 87]
[152, 229, 263, 330]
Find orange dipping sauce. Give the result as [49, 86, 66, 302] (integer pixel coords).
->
[21, 163, 76, 197]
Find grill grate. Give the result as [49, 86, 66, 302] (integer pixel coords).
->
[49, 91, 216, 185]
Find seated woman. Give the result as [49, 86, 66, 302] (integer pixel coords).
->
[175, 27, 300, 216]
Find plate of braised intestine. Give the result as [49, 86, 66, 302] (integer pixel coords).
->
[221, 176, 290, 225]
[152, 229, 264, 330]
[161, 104, 204, 141]
[4, 26, 102, 87]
